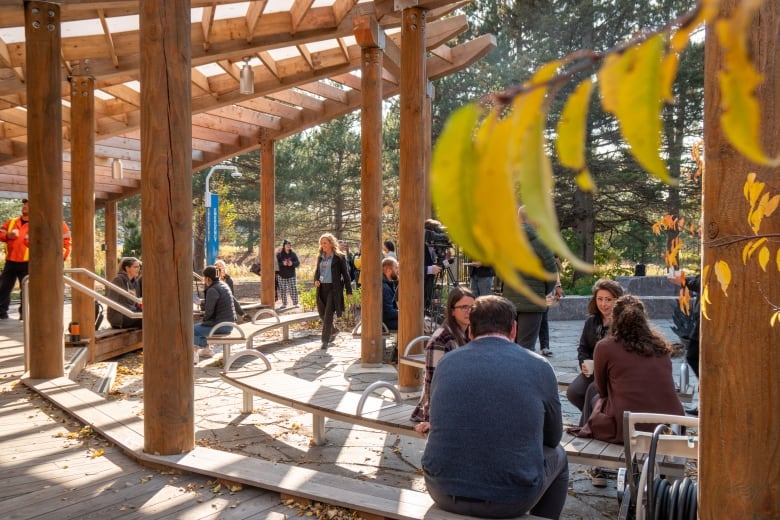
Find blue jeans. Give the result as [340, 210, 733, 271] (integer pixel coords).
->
[194, 323, 232, 347]
[470, 275, 494, 297]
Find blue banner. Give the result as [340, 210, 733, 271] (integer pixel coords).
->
[206, 192, 219, 265]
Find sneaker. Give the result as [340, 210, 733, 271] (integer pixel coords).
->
[541, 348, 553, 357]
[197, 347, 214, 359]
[241, 314, 252, 323]
[590, 468, 608, 487]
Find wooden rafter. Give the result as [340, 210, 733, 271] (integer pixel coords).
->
[245, 0, 268, 43]
[97, 8, 120, 67]
[201, 3, 217, 51]
[290, 0, 316, 34]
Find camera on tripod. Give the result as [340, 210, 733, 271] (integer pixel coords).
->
[424, 220, 453, 266]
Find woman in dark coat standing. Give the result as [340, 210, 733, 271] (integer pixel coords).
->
[313, 233, 352, 349]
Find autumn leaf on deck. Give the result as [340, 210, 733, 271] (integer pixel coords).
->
[598, 34, 672, 184]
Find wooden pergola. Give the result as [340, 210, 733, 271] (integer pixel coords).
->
[2, 0, 494, 454]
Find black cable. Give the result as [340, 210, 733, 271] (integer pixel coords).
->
[668, 478, 681, 520]
[677, 477, 690, 520]
[645, 423, 668, 519]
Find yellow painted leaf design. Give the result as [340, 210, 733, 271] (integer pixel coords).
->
[758, 246, 770, 272]
[771, 311, 780, 328]
[701, 284, 710, 320]
[714, 260, 731, 296]
[777, 249, 780, 272]
[431, 103, 487, 261]
[743, 172, 761, 202]
[749, 192, 772, 234]
[556, 78, 594, 175]
[764, 194, 780, 217]
[598, 34, 672, 184]
[575, 170, 595, 192]
[742, 237, 768, 264]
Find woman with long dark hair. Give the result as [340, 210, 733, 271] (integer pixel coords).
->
[107, 257, 143, 329]
[313, 233, 352, 350]
[411, 286, 475, 432]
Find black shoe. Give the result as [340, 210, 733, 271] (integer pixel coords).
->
[686, 406, 699, 416]
[320, 342, 329, 350]
[541, 348, 552, 357]
[0, 313, 8, 319]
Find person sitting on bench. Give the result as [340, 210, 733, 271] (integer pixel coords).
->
[422, 295, 568, 519]
[381, 256, 399, 331]
[194, 265, 236, 361]
[106, 257, 143, 329]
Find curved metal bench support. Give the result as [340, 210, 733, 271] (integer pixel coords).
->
[356, 381, 403, 416]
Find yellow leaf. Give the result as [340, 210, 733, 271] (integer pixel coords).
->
[758, 246, 770, 272]
[556, 78, 594, 174]
[511, 90, 592, 274]
[669, 0, 719, 53]
[749, 192, 773, 234]
[742, 237, 767, 264]
[777, 249, 780, 272]
[431, 103, 488, 262]
[575, 170, 596, 192]
[716, 14, 780, 167]
[598, 34, 673, 184]
[714, 260, 731, 296]
[771, 311, 780, 328]
[660, 52, 679, 103]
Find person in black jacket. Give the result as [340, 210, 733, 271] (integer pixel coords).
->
[314, 233, 352, 349]
[194, 266, 236, 361]
[669, 271, 700, 415]
[381, 256, 399, 331]
[276, 240, 300, 308]
[106, 257, 143, 329]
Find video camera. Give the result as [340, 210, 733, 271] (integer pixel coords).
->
[424, 221, 453, 267]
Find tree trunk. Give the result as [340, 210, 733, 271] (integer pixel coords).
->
[700, 1, 779, 517]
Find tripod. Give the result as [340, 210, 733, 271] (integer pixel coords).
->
[424, 262, 459, 329]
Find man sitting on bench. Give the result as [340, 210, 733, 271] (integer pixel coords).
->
[194, 265, 236, 361]
[106, 257, 143, 329]
[422, 295, 568, 519]
[381, 256, 399, 331]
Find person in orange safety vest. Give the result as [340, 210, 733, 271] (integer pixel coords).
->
[0, 198, 71, 319]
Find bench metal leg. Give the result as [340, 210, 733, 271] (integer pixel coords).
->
[312, 414, 325, 445]
[282, 325, 290, 341]
[225, 344, 231, 361]
[242, 390, 253, 413]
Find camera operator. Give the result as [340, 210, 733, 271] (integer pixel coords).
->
[424, 219, 451, 309]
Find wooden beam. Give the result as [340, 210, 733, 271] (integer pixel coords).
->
[359, 45, 384, 366]
[26, 0, 65, 379]
[97, 8, 119, 67]
[290, 0, 316, 33]
[140, 0, 194, 456]
[245, 0, 268, 43]
[260, 138, 275, 306]
[201, 3, 216, 51]
[104, 201, 118, 281]
[397, 6, 426, 392]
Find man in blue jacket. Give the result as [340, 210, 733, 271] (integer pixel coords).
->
[422, 295, 568, 519]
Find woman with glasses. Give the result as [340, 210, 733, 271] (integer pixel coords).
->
[411, 286, 475, 432]
[106, 257, 143, 329]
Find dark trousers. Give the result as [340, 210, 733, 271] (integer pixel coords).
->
[425, 445, 569, 519]
[0, 260, 28, 315]
[515, 311, 544, 351]
[539, 310, 550, 350]
[316, 283, 336, 344]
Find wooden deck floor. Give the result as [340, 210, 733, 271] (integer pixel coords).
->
[0, 321, 293, 520]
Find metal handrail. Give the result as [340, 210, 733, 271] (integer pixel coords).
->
[63, 276, 142, 320]
[64, 267, 142, 305]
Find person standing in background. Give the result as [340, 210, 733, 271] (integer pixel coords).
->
[467, 261, 495, 297]
[314, 234, 352, 349]
[276, 240, 301, 308]
[0, 198, 71, 320]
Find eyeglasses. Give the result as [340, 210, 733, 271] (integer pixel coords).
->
[452, 305, 472, 312]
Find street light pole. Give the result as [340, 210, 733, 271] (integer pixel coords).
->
[204, 164, 242, 266]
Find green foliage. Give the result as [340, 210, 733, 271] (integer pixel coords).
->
[297, 286, 361, 330]
[121, 221, 142, 258]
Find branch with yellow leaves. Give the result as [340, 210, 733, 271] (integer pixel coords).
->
[430, 0, 778, 304]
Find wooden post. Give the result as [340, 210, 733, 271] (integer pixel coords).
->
[423, 82, 433, 219]
[260, 138, 276, 306]
[70, 75, 96, 354]
[140, 0, 194, 454]
[359, 44, 384, 366]
[701, 1, 779, 516]
[397, 7, 426, 391]
[104, 201, 118, 281]
[25, 1, 64, 379]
